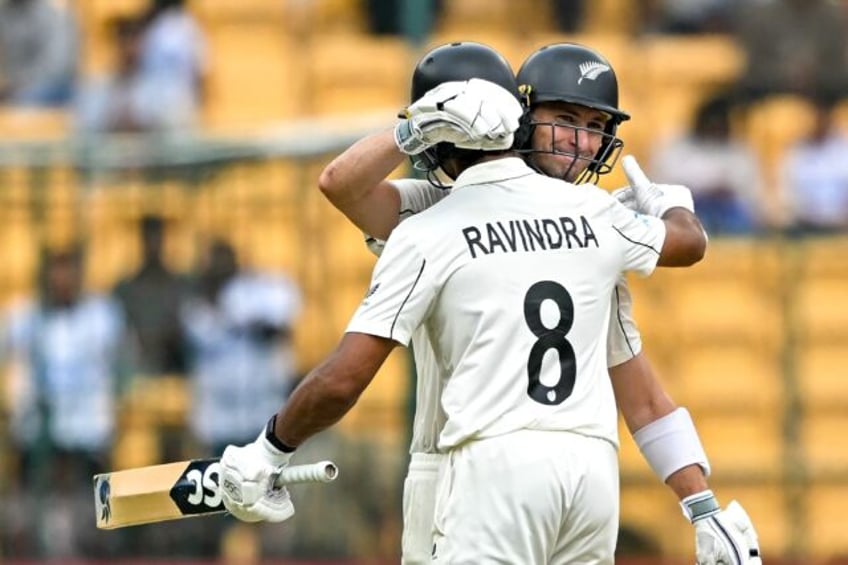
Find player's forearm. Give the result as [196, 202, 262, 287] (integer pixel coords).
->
[318, 128, 405, 240]
[272, 361, 368, 448]
[666, 464, 710, 500]
[610, 353, 677, 433]
[318, 128, 404, 206]
[658, 209, 707, 267]
[271, 332, 395, 448]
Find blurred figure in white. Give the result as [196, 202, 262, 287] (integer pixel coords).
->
[182, 240, 301, 456]
[650, 95, 764, 235]
[73, 16, 196, 134]
[0, 0, 79, 107]
[781, 97, 848, 235]
[3, 246, 123, 558]
[139, 0, 207, 107]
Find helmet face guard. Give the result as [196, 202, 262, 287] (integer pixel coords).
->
[520, 119, 624, 185]
[516, 43, 630, 184]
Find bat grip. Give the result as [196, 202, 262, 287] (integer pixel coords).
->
[272, 460, 338, 487]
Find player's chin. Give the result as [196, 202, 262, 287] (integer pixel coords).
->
[533, 155, 568, 180]
[551, 157, 581, 182]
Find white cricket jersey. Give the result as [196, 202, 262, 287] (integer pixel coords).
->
[607, 275, 642, 367]
[367, 178, 449, 454]
[376, 181, 645, 369]
[349, 158, 665, 450]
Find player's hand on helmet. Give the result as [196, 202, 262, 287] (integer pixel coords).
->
[620, 155, 694, 217]
[682, 490, 762, 565]
[220, 433, 295, 523]
[394, 78, 522, 155]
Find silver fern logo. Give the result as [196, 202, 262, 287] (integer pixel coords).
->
[577, 61, 610, 84]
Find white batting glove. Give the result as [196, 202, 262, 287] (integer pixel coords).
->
[611, 185, 638, 210]
[220, 432, 295, 523]
[394, 78, 522, 155]
[621, 155, 695, 218]
[682, 490, 762, 565]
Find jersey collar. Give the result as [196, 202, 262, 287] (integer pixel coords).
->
[452, 157, 536, 191]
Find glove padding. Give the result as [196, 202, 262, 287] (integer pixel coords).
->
[619, 155, 695, 217]
[394, 78, 522, 155]
[683, 490, 762, 565]
[220, 434, 295, 523]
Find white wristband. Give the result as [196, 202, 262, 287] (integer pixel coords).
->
[680, 489, 721, 523]
[632, 407, 710, 482]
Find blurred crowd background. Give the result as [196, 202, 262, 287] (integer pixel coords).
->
[0, 0, 847, 563]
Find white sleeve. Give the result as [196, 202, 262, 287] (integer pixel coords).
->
[347, 225, 437, 346]
[608, 198, 666, 276]
[394, 178, 449, 220]
[606, 276, 642, 367]
[365, 179, 448, 257]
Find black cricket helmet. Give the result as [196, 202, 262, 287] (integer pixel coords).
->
[517, 42, 630, 183]
[405, 41, 527, 177]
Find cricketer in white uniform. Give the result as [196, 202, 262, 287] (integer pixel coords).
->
[349, 156, 665, 563]
[368, 178, 641, 564]
[219, 43, 758, 565]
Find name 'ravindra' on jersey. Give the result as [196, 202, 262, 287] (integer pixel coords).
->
[462, 215, 599, 259]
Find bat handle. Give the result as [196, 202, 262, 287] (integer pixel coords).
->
[272, 460, 338, 487]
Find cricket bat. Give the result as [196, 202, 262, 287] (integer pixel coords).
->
[94, 458, 338, 529]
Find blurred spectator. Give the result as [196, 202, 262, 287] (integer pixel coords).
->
[113, 215, 189, 377]
[550, 0, 586, 33]
[650, 95, 764, 235]
[366, 0, 442, 36]
[0, 0, 79, 107]
[731, 0, 848, 102]
[139, 0, 207, 107]
[781, 98, 848, 235]
[2, 247, 123, 557]
[72, 16, 197, 135]
[638, 0, 732, 35]
[182, 240, 301, 456]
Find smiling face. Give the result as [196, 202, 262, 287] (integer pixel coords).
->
[527, 101, 610, 182]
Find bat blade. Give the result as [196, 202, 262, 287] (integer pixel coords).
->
[94, 458, 338, 529]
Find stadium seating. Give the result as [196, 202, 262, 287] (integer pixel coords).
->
[305, 34, 410, 116]
[674, 343, 783, 414]
[638, 35, 744, 144]
[797, 344, 848, 411]
[0, 108, 70, 140]
[741, 95, 817, 194]
[436, 0, 554, 38]
[690, 410, 783, 480]
[202, 24, 303, 128]
[801, 413, 848, 477]
[794, 275, 848, 343]
[619, 482, 680, 554]
[807, 484, 848, 558]
[0, 211, 37, 303]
